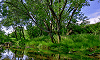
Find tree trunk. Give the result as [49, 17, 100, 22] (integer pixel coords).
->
[57, 20, 61, 43]
[15, 29, 18, 41]
[49, 18, 56, 43]
[49, 33, 56, 43]
[57, 31, 61, 43]
[22, 27, 25, 40]
[57, 54, 60, 60]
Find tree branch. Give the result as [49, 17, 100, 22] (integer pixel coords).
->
[46, 0, 58, 21]
[67, 7, 78, 27]
[20, 1, 50, 33]
[67, 6, 74, 13]
[59, 0, 67, 18]
[20, 0, 29, 15]
[43, 19, 50, 31]
[5, 1, 50, 33]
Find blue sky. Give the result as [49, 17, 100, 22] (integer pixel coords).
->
[0, 0, 100, 34]
[80, 0, 100, 24]
[81, 0, 100, 18]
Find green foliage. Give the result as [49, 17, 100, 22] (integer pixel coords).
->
[70, 34, 100, 47]
[1, 0, 90, 43]
[10, 32, 15, 38]
[0, 30, 12, 44]
[9, 26, 25, 39]
[26, 25, 48, 38]
[0, 0, 100, 59]
[67, 22, 100, 35]
[84, 22, 100, 34]
[21, 33, 99, 59]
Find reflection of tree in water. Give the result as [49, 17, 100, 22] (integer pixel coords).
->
[26, 51, 61, 60]
[0, 49, 33, 60]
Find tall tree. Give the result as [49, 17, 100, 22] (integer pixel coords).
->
[1, 0, 90, 43]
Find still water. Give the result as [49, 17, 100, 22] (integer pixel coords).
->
[0, 44, 99, 60]
[0, 49, 34, 60]
[0, 47, 62, 60]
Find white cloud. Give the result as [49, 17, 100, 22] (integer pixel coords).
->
[0, 18, 2, 21]
[83, 11, 100, 24]
[1, 26, 14, 35]
[77, 16, 100, 24]
[0, 0, 2, 2]
[87, 16, 100, 24]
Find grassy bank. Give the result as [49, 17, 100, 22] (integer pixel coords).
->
[2, 33, 100, 59]
[20, 34, 99, 59]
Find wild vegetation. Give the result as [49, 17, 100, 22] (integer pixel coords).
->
[0, 0, 100, 60]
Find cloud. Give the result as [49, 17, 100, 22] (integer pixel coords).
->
[87, 16, 100, 24]
[77, 15, 100, 24]
[0, 0, 2, 2]
[86, 10, 100, 24]
[0, 18, 2, 21]
[1, 26, 14, 35]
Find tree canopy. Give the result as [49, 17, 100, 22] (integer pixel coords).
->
[0, 0, 90, 43]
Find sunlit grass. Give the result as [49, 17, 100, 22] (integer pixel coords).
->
[8, 33, 100, 59]
[26, 34, 100, 50]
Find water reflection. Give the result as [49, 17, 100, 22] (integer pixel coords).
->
[0, 49, 34, 60]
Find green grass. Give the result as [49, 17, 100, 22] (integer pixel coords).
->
[22, 34, 100, 59]
[3, 33, 100, 60]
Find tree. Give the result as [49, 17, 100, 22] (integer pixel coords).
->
[26, 23, 48, 39]
[0, 0, 29, 40]
[1, 0, 90, 43]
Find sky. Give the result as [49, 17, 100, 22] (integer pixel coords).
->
[1, 49, 29, 60]
[79, 0, 100, 24]
[0, 0, 100, 34]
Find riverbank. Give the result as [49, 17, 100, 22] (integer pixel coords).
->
[1, 34, 100, 59]
[19, 34, 100, 59]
